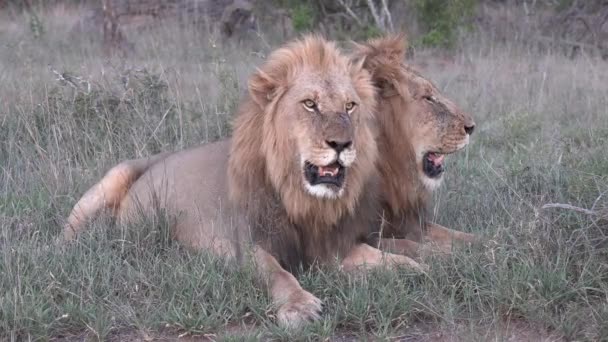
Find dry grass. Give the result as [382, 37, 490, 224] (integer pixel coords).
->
[1, 7, 607, 341]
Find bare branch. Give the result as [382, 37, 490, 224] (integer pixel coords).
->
[380, 0, 394, 32]
[336, 0, 364, 27]
[366, 0, 383, 31]
[541, 203, 597, 216]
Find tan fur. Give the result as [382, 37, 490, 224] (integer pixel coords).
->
[353, 35, 478, 256]
[341, 243, 427, 272]
[62, 36, 406, 328]
[63, 152, 172, 240]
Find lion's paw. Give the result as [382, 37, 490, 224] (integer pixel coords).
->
[420, 242, 453, 258]
[387, 254, 429, 273]
[277, 288, 323, 329]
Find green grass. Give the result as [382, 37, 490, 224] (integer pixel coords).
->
[1, 8, 608, 342]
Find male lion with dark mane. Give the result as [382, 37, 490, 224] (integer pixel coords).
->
[354, 35, 479, 257]
[62, 36, 422, 329]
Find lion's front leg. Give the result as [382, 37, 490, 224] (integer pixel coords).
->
[376, 237, 446, 259]
[340, 243, 427, 272]
[424, 222, 478, 252]
[252, 247, 322, 329]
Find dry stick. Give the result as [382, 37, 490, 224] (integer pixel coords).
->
[591, 189, 608, 212]
[336, 0, 363, 27]
[138, 104, 175, 155]
[380, 0, 394, 32]
[366, 0, 383, 31]
[376, 210, 386, 250]
[541, 203, 597, 216]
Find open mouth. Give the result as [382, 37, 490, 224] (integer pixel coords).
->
[304, 161, 346, 189]
[423, 152, 445, 178]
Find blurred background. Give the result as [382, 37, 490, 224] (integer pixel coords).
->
[2, 0, 608, 56]
[1, 1, 608, 340]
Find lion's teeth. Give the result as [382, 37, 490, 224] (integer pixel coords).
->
[319, 166, 338, 177]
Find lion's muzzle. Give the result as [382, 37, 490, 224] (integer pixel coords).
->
[301, 111, 359, 199]
[301, 144, 357, 199]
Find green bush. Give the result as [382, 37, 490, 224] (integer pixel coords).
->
[414, 0, 477, 48]
[27, 11, 44, 39]
[291, 3, 316, 32]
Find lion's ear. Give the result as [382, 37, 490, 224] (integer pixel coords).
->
[352, 35, 409, 99]
[249, 69, 280, 107]
[376, 78, 399, 98]
[368, 34, 408, 62]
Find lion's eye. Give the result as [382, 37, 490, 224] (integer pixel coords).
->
[303, 99, 316, 110]
[423, 95, 435, 103]
[345, 101, 357, 112]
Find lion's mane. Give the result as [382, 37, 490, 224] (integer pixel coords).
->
[354, 35, 432, 241]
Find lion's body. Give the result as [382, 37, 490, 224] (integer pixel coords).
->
[118, 140, 233, 252]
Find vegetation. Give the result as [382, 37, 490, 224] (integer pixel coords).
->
[1, 4, 607, 341]
[290, 2, 315, 33]
[414, 0, 477, 48]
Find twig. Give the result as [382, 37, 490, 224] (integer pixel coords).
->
[139, 104, 175, 155]
[541, 203, 597, 216]
[376, 210, 386, 249]
[336, 0, 363, 27]
[380, 0, 394, 32]
[366, 0, 383, 30]
[591, 189, 608, 211]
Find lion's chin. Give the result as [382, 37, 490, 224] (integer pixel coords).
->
[304, 182, 345, 199]
[302, 161, 346, 199]
[419, 137, 469, 192]
[420, 173, 444, 192]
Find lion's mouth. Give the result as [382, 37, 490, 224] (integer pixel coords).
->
[423, 152, 445, 178]
[304, 161, 346, 189]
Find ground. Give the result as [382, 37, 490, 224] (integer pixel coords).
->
[1, 5, 607, 342]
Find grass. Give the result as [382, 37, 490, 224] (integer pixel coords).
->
[1, 7, 608, 342]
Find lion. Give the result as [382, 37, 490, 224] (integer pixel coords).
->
[61, 35, 423, 329]
[353, 35, 478, 257]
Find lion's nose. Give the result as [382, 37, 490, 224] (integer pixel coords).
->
[464, 123, 475, 135]
[326, 140, 352, 153]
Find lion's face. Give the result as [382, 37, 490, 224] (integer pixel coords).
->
[272, 70, 364, 199]
[396, 69, 475, 190]
[232, 36, 377, 217]
[354, 35, 474, 192]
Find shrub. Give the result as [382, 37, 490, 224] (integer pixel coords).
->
[291, 3, 315, 33]
[414, 0, 477, 48]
